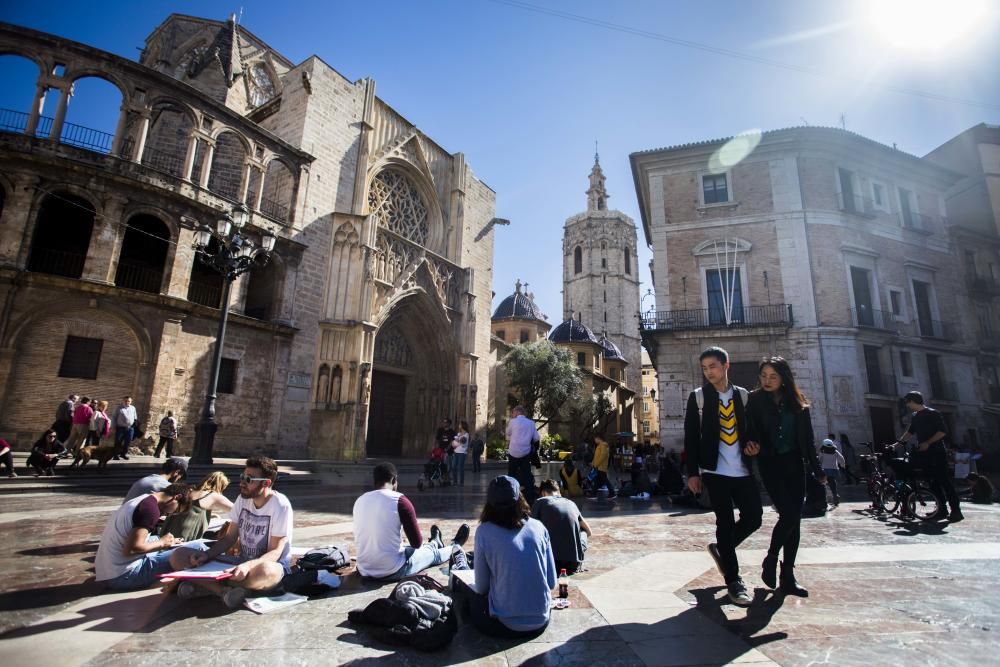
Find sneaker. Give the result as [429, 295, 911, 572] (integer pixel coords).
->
[429, 524, 445, 549]
[449, 546, 470, 571]
[222, 586, 247, 610]
[177, 582, 213, 600]
[452, 523, 470, 547]
[948, 511, 965, 523]
[706, 543, 725, 578]
[112, 456, 120, 461]
[122, 455, 129, 460]
[7, 472, 16, 479]
[727, 579, 752, 606]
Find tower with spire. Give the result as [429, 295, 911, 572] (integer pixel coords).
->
[562, 152, 642, 405]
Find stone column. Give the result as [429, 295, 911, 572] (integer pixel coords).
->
[49, 84, 73, 144]
[199, 140, 216, 189]
[182, 133, 199, 182]
[110, 104, 130, 157]
[131, 111, 151, 163]
[252, 165, 266, 212]
[0, 174, 39, 267]
[238, 161, 252, 204]
[81, 195, 127, 284]
[166, 226, 197, 299]
[25, 83, 48, 137]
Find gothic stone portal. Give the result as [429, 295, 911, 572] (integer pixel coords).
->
[365, 298, 457, 458]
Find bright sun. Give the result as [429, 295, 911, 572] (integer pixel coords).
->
[868, 0, 990, 51]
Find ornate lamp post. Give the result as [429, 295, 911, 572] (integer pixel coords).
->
[190, 204, 276, 464]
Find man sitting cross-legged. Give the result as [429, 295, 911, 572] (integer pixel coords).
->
[169, 455, 293, 609]
[353, 461, 469, 580]
[95, 483, 192, 591]
[531, 478, 593, 574]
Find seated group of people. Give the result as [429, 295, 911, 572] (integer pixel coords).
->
[94, 455, 595, 640]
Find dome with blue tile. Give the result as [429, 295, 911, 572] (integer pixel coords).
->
[492, 280, 548, 323]
[548, 317, 600, 345]
[598, 333, 624, 361]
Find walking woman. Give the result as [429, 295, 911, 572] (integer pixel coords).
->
[451, 421, 470, 486]
[745, 356, 825, 597]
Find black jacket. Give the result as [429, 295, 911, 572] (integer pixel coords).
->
[683, 382, 751, 477]
[744, 389, 822, 477]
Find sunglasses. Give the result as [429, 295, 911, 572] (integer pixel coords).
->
[239, 475, 269, 484]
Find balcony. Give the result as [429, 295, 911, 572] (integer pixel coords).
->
[931, 381, 959, 402]
[899, 210, 934, 234]
[837, 191, 876, 218]
[867, 373, 897, 396]
[917, 318, 957, 341]
[640, 304, 793, 332]
[852, 307, 898, 333]
[967, 273, 1000, 296]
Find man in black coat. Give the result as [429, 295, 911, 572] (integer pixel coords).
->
[684, 346, 762, 606]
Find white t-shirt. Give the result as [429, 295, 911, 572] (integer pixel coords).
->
[353, 489, 411, 578]
[711, 387, 748, 478]
[95, 494, 160, 581]
[230, 491, 294, 566]
[506, 415, 539, 458]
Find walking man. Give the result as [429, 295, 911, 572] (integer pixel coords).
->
[506, 405, 540, 505]
[156, 411, 178, 458]
[54, 393, 77, 443]
[113, 396, 137, 460]
[684, 346, 762, 606]
[895, 391, 963, 522]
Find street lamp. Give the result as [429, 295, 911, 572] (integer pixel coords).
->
[190, 203, 276, 464]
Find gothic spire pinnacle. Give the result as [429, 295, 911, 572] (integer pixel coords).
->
[586, 148, 608, 212]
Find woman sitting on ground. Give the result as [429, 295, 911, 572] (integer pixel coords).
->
[453, 475, 556, 638]
[559, 458, 582, 497]
[159, 471, 234, 542]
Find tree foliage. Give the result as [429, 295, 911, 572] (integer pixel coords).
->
[566, 391, 615, 444]
[500, 340, 582, 425]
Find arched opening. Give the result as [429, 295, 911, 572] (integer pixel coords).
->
[366, 294, 457, 457]
[27, 192, 94, 278]
[243, 255, 283, 320]
[0, 55, 44, 134]
[260, 159, 293, 222]
[574, 246, 582, 274]
[625, 247, 631, 275]
[187, 237, 224, 308]
[62, 76, 123, 153]
[115, 214, 170, 293]
[207, 131, 247, 201]
[141, 100, 194, 177]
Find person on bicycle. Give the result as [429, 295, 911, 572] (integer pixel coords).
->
[745, 356, 824, 597]
[895, 391, 963, 523]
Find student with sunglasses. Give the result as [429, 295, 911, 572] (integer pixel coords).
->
[170, 455, 293, 609]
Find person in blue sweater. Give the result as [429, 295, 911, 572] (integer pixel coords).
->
[453, 475, 557, 638]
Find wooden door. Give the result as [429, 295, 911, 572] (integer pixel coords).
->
[366, 370, 406, 458]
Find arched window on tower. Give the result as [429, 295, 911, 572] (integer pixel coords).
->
[624, 247, 631, 275]
[573, 246, 582, 274]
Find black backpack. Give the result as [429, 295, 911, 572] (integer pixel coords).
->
[297, 545, 350, 571]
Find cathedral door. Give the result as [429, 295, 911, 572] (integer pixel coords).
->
[367, 370, 406, 457]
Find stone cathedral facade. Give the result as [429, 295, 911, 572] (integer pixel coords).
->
[562, 156, 643, 402]
[0, 14, 496, 459]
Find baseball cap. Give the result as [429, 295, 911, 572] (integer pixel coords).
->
[822, 438, 834, 446]
[487, 475, 520, 507]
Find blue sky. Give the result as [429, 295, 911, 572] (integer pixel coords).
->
[2, 0, 999, 324]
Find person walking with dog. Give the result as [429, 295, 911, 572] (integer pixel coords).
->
[155, 411, 178, 458]
[66, 397, 94, 455]
[684, 346, 762, 606]
[745, 356, 825, 597]
[88, 400, 111, 447]
[54, 394, 77, 443]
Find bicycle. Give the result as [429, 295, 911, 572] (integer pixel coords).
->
[863, 443, 945, 522]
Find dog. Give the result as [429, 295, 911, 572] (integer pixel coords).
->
[71, 443, 116, 469]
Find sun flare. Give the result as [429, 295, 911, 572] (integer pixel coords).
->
[868, 0, 990, 51]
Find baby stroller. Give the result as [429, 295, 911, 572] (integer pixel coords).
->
[417, 456, 450, 491]
[581, 466, 601, 497]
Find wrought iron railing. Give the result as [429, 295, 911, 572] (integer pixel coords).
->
[114, 261, 163, 294]
[899, 210, 934, 233]
[967, 273, 1000, 294]
[640, 304, 793, 331]
[187, 280, 223, 309]
[0, 107, 113, 153]
[0, 108, 29, 134]
[852, 307, 898, 332]
[837, 191, 876, 217]
[141, 145, 185, 177]
[26, 247, 86, 279]
[917, 317, 956, 341]
[259, 195, 289, 222]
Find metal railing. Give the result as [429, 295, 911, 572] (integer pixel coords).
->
[837, 191, 876, 217]
[852, 307, 898, 332]
[0, 108, 29, 134]
[867, 373, 897, 396]
[967, 273, 1000, 294]
[187, 280, 223, 309]
[60, 121, 114, 153]
[899, 210, 934, 233]
[931, 381, 959, 402]
[26, 247, 86, 279]
[259, 195, 289, 222]
[917, 317, 956, 341]
[114, 261, 163, 294]
[141, 145, 185, 177]
[640, 304, 793, 332]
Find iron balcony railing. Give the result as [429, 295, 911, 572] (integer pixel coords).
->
[141, 145, 185, 177]
[640, 304, 793, 332]
[867, 373, 897, 396]
[931, 381, 959, 402]
[187, 280, 223, 309]
[259, 195, 289, 222]
[967, 273, 1000, 294]
[837, 191, 876, 217]
[899, 210, 934, 233]
[0, 108, 113, 153]
[26, 247, 86, 279]
[114, 261, 164, 295]
[917, 317, 957, 341]
[851, 307, 898, 332]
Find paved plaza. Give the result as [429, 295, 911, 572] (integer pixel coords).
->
[1, 457, 998, 666]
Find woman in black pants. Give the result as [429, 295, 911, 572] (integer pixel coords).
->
[745, 357, 825, 597]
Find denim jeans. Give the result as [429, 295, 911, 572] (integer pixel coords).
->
[824, 468, 840, 502]
[114, 426, 134, 456]
[101, 535, 207, 591]
[384, 544, 451, 581]
[452, 453, 467, 485]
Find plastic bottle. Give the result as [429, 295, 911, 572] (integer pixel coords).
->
[558, 568, 569, 598]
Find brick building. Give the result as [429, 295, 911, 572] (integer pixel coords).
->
[631, 126, 996, 452]
[0, 14, 496, 459]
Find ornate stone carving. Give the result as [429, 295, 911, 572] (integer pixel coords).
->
[374, 324, 412, 369]
[368, 170, 429, 246]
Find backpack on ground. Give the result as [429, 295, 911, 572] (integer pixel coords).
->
[297, 545, 350, 571]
